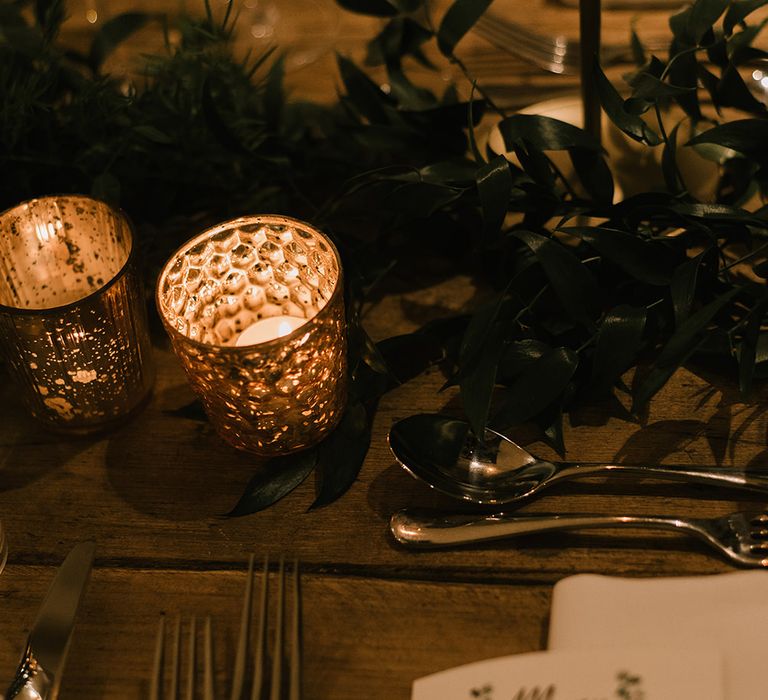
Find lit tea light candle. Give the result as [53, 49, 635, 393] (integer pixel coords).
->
[235, 315, 305, 346]
[0, 195, 155, 434]
[157, 214, 347, 456]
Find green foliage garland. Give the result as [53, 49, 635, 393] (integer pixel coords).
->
[4, 0, 768, 512]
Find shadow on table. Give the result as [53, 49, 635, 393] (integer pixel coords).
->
[103, 381, 264, 522]
[0, 393, 98, 493]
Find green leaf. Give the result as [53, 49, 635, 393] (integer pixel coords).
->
[367, 17, 434, 68]
[564, 226, 674, 286]
[724, 0, 768, 35]
[591, 305, 647, 395]
[630, 71, 697, 102]
[513, 230, 599, 329]
[311, 402, 372, 508]
[133, 124, 174, 144]
[569, 147, 614, 204]
[498, 114, 601, 151]
[227, 449, 317, 516]
[670, 249, 710, 325]
[89, 12, 151, 71]
[384, 181, 463, 216]
[670, 0, 728, 45]
[594, 59, 660, 145]
[385, 61, 437, 110]
[437, 0, 493, 57]
[668, 46, 702, 120]
[713, 63, 767, 113]
[739, 297, 768, 396]
[337, 54, 393, 124]
[460, 329, 505, 439]
[491, 347, 578, 430]
[513, 143, 556, 189]
[657, 287, 740, 368]
[687, 119, 768, 158]
[458, 293, 515, 373]
[476, 155, 512, 244]
[201, 78, 249, 155]
[335, 0, 399, 16]
[497, 339, 551, 385]
[661, 121, 682, 193]
[630, 27, 647, 65]
[635, 295, 743, 411]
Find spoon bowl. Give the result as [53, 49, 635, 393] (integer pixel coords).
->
[388, 413, 768, 505]
[387, 414, 556, 504]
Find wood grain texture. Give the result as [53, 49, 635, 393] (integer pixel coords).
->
[0, 565, 551, 699]
[3, 2, 768, 697]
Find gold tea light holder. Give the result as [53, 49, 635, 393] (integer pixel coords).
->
[156, 214, 347, 456]
[0, 195, 155, 434]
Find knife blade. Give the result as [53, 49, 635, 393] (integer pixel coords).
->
[6, 541, 96, 700]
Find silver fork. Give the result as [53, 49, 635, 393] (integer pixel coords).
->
[231, 555, 301, 700]
[390, 509, 768, 566]
[150, 614, 215, 700]
[473, 13, 668, 75]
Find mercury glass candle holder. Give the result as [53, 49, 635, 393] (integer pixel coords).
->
[156, 214, 347, 456]
[0, 195, 155, 433]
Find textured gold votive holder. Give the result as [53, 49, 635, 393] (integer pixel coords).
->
[156, 214, 347, 456]
[0, 195, 155, 434]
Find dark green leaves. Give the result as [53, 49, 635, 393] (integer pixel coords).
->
[89, 12, 151, 72]
[337, 54, 392, 123]
[498, 114, 601, 152]
[513, 231, 599, 330]
[565, 226, 675, 286]
[335, 0, 399, 16]
[227, 450, 316, 516]
[670, 0, 728, 45]
[491, 347, 579, 431]
[595, 59, 660, 145]
[633, 287, 741, 411]
[724, 0, 768, 35]
[688, 119, 768, 158]
[312, 402, 372, 509]
[476, 155, 513, 243]
[591, 305, 647, 396]
[738, 297, 768, 396]
[437, 0, 493, 56]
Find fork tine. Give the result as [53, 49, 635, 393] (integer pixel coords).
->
[150, 615, 165, 700]
[251, 556, 269, 700]
[269, 557, 285, 700]
[170, 615, 181, 699]
[185, 617, 196, 700]
[289, 560, 301, 700]
[231, 553, 256, 700]
[203, 616, 215, 700]
[151, 613, 216, 699]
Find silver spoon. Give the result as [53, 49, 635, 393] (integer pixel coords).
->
[387, 413, 768, 505]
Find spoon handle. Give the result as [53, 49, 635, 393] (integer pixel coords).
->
[390, 509, 692, 547]
[555, 462, 768, 492]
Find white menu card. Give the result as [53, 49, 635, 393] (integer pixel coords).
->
[548, 571, 768, 699]
[412, 646, 723, 699]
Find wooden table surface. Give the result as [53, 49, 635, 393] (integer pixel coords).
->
[2, 1, 767, 698]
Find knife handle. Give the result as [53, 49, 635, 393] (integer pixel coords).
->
[5, 642, 54, 700]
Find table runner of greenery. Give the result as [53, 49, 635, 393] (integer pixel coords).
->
[3, 0, 768, 514]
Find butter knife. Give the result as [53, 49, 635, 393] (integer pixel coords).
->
[5, 542, 96, 700]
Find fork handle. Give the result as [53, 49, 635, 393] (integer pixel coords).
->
[390, 510, 693, 547]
